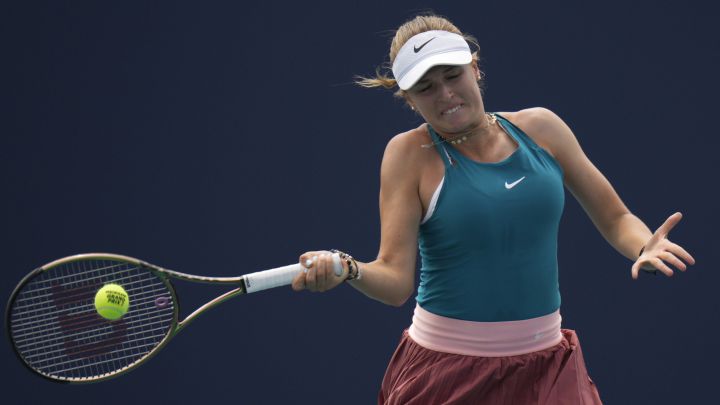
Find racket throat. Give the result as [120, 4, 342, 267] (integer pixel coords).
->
[176, 285, 246, 332]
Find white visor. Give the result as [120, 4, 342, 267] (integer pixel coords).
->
[392, 30, 472, 91]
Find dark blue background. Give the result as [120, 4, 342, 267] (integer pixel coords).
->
[2, 1, 718, 404]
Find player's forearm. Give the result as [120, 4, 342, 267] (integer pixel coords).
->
[602, 213, 653, 261]
[345, 259, 414, 307]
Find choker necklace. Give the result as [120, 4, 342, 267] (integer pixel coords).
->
[421, 113, 497, 148]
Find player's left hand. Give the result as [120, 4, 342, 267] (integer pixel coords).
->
[631, 212, 696, 280]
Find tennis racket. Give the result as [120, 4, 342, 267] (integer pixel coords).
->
[6, 252, 341, 383]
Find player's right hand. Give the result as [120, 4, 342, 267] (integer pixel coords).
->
[292, 251, 348, 292]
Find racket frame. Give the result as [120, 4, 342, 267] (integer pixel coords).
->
[6, 253, 253, 384]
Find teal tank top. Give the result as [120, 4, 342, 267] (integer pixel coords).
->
[416, 113, 565, 322]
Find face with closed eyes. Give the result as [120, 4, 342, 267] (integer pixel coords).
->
[404, 63, 485, 137]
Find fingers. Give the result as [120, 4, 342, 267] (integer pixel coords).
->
[292, 271, 306, 291]
[292, 253, 313, 291]
[633, 257, 674, 278]
[631, 261, 640, 280]
[659, 251, 687, 272]
[293, 252, 318, 291]
[633, 212, 695, 281]
[631, 260, 653, 280]
[655, 212, 682, 238]
[667, 241, 696, 266]
[305, 255, 319, 291]
[317, 254, 329, 290]
[648, 257, 674, 277]
[295, 251, 342, 293]
[632, 240, 696, 280]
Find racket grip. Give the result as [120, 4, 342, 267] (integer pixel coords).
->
[244, 253, 343, 293]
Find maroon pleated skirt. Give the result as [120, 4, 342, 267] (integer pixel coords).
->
[379, 329, 602, 405]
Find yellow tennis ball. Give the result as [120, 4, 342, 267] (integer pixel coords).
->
[94, 283, 130, 321]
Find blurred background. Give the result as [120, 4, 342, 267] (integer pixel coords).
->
[2, 1, 718, 403]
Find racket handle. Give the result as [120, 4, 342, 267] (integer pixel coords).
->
[244, 253, 342, 293]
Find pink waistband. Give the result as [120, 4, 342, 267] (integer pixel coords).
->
[407, 304, 563, 357]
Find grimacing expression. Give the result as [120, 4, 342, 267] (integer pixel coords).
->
[406, 63, 484, 135]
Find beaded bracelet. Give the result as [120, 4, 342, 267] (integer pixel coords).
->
[331, 249, 361, 281]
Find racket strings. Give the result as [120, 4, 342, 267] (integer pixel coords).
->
[12, 265, 146, 307]
[9, 258, 176, 381]
[50, 343, 163, 376]
[14, 297, 174, 352]
[22, 322, 172, 362]
[11, 285, 170, 337]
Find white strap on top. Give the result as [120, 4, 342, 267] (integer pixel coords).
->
[421, 177, 444, 225]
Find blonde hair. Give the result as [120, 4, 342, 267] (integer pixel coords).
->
[355, 14, 483, 98]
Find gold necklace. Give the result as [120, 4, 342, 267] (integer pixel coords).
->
[421, 113, 497, 148]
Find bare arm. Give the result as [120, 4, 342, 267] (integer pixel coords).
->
[293, 132, 422, 306]
[347, 133, 422, 306]
[514, 108, 652, 259]
[514, 108, 694, 277]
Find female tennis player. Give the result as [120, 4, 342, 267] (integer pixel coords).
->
[292, 13, 695, 404]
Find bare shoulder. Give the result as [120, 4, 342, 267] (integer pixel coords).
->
[385, 123, 431, 152]
[382, 123, 436, 169]
[495, 107, 576, 158]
